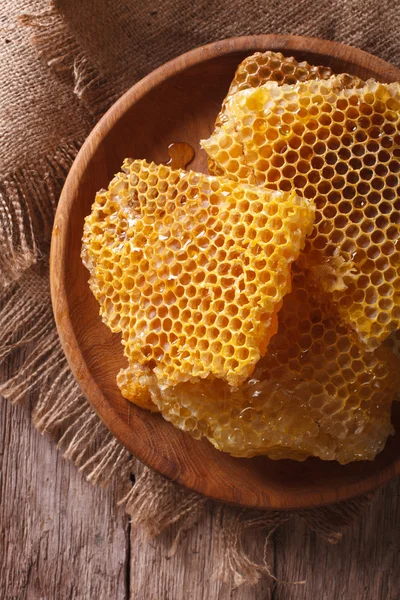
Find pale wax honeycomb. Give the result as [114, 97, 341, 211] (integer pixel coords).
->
[82, 159, 314, 400]
[149, 265, 400, 463]
[202, 77, 400, 350]
[215, 51, 334, 128]
[214, 51, 364, 129]
[210, 51, 362, 173]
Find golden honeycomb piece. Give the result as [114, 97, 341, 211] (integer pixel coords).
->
[216, 51, 334, 127]
[210, 51, 362, 174]
[227, 51, 334, 94]
[202, 77, 400, 349]
[82, 159, 314, 399]
[149, 266, 400, 463]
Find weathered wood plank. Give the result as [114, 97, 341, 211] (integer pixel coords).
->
[274, 478, 400, 600]
[130, 504, 275, 600]
[129, 477, 400, 600]
[2, 383, 399, 600]
[0, 395, 129, 600]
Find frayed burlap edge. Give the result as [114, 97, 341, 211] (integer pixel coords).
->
[0, 142, 81, 287]
[18, 6, 119, 120]
[0, 1, 374, 588]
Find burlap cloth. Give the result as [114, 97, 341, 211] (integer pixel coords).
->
[1, 0, 400, 587]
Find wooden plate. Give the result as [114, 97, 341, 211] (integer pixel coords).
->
[50, 35, 400, 510]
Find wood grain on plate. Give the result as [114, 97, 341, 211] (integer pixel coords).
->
[50, 34, 400, 510]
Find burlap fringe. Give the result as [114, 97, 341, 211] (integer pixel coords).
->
[0, 142, 80, 288]
[297, 493, 374, 543]
[214, 507, 290, 587]
[121, 464, 208, 544]
[0, 262, 131, 483]
[18, 6, 118, 120]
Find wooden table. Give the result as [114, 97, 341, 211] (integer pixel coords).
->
[1, 388, 400, 600]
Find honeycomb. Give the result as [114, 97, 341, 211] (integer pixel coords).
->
[82, 159, 314, 398]
[214, 51, 364, 130]
[149, 266, 400, 463]
[202, 77, 400, 349]
[81, 54, 400, 463]
[215, 51, 334, 129]
[227, 51, 334, 94]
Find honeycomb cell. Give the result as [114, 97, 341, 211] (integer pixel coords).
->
[149, 267, 400, 463]
[82, 159, 314, 398]
[203, 77, 400, 349]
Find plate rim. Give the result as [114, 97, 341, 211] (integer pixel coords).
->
[50, 34, 400, 509]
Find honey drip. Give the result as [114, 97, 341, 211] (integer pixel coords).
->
[164, 142, 195, 169]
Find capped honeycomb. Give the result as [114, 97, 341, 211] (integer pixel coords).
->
[202, 77, 400, 349]
[149, 266, 400, 463]
[214, 51, 364, 130]
[226, 51, 335, 95]
[82, 159, 314, 398]
[215, 51, 334, 129]
[211, 51, 362, 177]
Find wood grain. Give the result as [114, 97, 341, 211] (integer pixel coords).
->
[130, 502, 275, 600]
[274, 478, 400, 600]
[129, 478, 400, 600]
[51, 35, 400, 510]
[1, 360, 399, 599]
[2, 387, 399, 599]
[0, 372, 128, 599]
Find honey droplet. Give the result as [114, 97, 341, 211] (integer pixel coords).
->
[165, 142, 195, 169]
